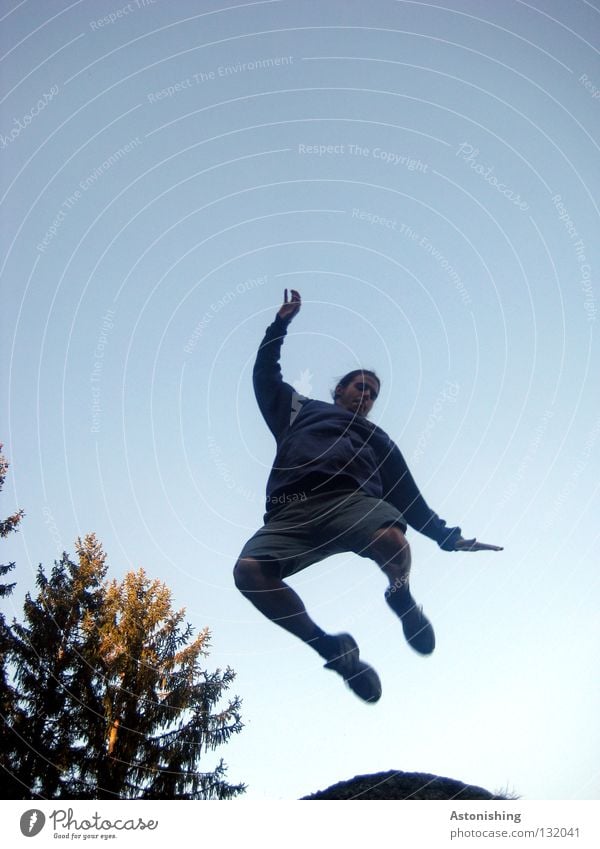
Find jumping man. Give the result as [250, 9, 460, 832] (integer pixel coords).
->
[234, 290, 502, 703]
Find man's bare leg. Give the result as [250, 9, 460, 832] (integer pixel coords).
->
[233, 556, 382, 701]
[233, 556, 331, 651]
[368, 525, 436, 654]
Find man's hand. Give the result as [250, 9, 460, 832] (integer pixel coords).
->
[453, 536, 503, 552]
[277, 288, 301, 322]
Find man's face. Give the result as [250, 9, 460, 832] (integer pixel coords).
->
[335, 373, 380, 417]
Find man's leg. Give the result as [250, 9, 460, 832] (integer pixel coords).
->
[233, 556, 330, 650]
[233, 556, 381, 702]
[367, 525, 436, 655]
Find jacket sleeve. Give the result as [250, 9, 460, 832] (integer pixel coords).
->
[253, 315, 296, 440]
[380, 439, 461, 551]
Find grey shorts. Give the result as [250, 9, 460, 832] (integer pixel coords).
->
[238, 489, 407, 579]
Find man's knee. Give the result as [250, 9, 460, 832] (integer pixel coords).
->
[233, 557, 260, 591]
[369, 525, 411, 568]
[233, 556, 280, 592]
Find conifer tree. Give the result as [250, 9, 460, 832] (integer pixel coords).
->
[0, 444, 24, 605]
[5, 534, 244, 799]
[0, 444, 25, 796]
[5, 536, 107, 797]
[92, 567, 243, 799]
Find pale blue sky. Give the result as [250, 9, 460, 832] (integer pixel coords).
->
[1, 0, 599, 801]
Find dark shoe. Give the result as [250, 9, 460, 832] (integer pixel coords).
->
[323, 633, 382, 703]
[385, 587, 436, 655]
[396, 600, 435, 655]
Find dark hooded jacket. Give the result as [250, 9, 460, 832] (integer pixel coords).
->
[253, 315, 461, 551]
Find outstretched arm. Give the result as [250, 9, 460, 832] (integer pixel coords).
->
[380, 443, 462, 550]
[380, 442, 502, 552]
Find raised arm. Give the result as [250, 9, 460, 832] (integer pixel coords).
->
[252, 290, 301, 440]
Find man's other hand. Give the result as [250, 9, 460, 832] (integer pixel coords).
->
[453, 536, 503, 552]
